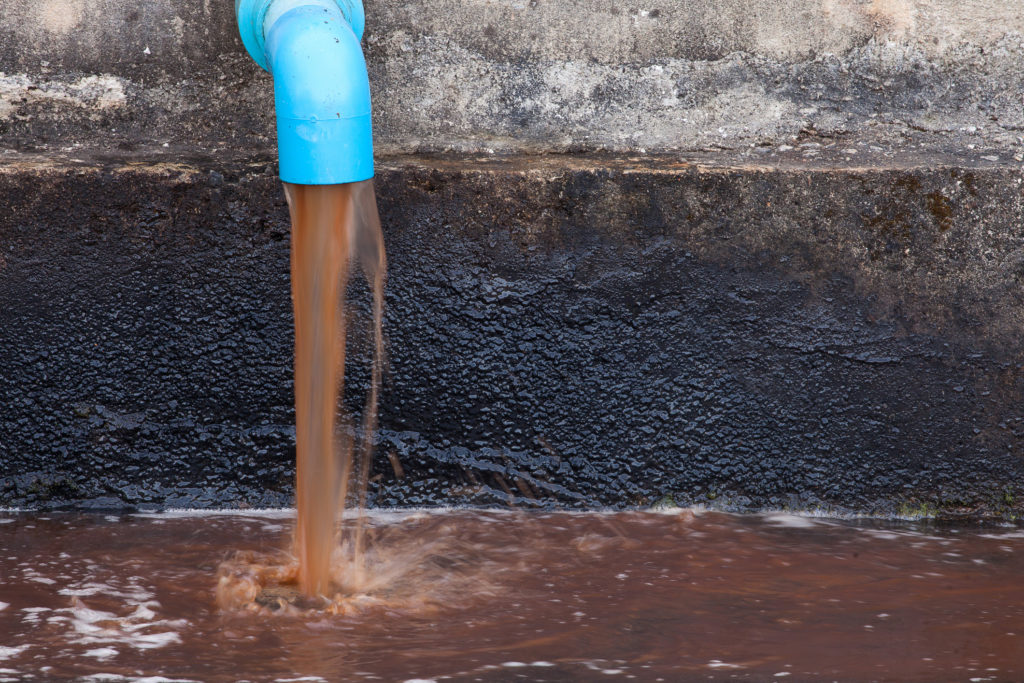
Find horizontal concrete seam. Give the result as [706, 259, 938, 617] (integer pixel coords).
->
[3, 157, 1024, 177]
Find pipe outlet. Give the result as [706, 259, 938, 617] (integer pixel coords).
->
[236, 0, 373, 185]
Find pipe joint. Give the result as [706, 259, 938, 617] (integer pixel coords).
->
[236, 0, 373, 185]
[236, 0, 365, 71]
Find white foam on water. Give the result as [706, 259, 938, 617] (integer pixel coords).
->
[131, 507, 462, 523]
[84, 647, 119, 660]
[58, 581, 154, 602]
[981, 531, 1024, 540]
[132, 508, 297, 520]
[707, 660, 744, 670]
[581, 660, 630, 675]
[58, 598, 185, 653]
[79, 676, 200, 683]
[861, 529, 905, 540]
[20, 607, 49, 624]
[59, 584, 108, 597]
[0, 647, 28, 661]
[21, 504, 957, 528]
[0, 602, 8, 612]
[761, 513, 821, 528]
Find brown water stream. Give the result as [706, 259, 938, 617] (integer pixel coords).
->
[248, 180, 385, 599]
[1, 509, 1022, 681]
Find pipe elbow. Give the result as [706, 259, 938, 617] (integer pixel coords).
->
[237, 0, 373, 185]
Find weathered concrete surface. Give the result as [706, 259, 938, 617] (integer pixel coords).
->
[3, 0, 1023, 519]
[2, 152, 1023, 517]
[1, 0, 1023, 156]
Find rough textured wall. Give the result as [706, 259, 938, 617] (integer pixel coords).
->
[2, 153, 1023, 517]
[1, 0, 1023, 155]
[2, 2, 1024, 516]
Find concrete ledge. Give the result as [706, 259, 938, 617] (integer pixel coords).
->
[2, 1, 1024, 156]
[1, 152, 1023, 517]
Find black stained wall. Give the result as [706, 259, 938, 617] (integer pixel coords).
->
[1, 155, 1024, 518]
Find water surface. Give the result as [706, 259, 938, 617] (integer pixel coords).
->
[0, 509, 1022, 681]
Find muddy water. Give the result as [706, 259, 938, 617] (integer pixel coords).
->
[271, 180, 385, 597]
[1, 510, 1023, 682]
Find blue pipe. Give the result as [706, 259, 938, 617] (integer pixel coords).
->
[235, 0, 373, 185]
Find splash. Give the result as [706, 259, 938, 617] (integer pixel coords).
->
[219, 180, 386, 605]
[216, 513, 507, 615]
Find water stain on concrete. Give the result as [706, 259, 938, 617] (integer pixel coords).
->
[1, 153, 1023, 517]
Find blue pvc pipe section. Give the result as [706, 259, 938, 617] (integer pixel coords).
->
[235, 0, 373, 185]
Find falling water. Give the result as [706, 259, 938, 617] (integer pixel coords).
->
[217, 180, 386, 603]
[284, 180, 386, 597]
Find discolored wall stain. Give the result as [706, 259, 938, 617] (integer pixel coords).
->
[1, 155, 1023, 517]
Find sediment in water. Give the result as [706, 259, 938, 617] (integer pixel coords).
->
[227, 180, 386, 600]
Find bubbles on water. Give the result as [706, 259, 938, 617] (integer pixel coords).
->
[59, 581, 154, 601]
[581, 660, 630, 675]
[0, 646, 29, 661]
[216, 512, 509, 616]
[5, 509, 1024, 680]
[761, 513, 823, 528]
[60, 598, 184, 651]
[76, 676, 200, 683]
[706, 659, 743, 670]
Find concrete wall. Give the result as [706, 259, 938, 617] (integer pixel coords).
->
[1, 0, 1023, 155]
[4, 1, 1024, 516]
[3, 155, 1024, 517]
